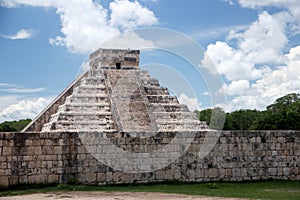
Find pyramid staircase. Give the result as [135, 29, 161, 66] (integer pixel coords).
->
[41, 71, 116, 132]
[24, 49, 208, 133]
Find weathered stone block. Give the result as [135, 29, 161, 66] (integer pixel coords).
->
[97, 173, 106, 182]
[155, 170, 166, 180]
[2, 147, 11, 156]
[23, 156, 32, 161]
[232, 168, 241, 177]
[28, 175, 47, 184]
[42, 146, 54, 154]
[25, 140, 33, 146]
[283, 167, 290, 176]
[44, 139, 53, 146]
[208, 169, 218, 178]
[47, 175, 58, 183]
[54, 146, 63, 154]
[0, 176, 9, 187]
[268, 168, 277, 176]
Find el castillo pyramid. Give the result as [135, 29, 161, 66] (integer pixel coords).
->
[23, 49, 208, 133]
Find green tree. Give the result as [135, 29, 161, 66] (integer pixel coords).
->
[197, 93, 300, 130]
[0, 119, 31, 132]
[264, 93, 300, 130]
[225, 109, 260, 130]
[196, 107, 226, 129]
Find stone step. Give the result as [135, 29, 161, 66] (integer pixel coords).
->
[42, 117, 116, 131]
[153, 111, 198, 119]
[73, 86, 106, 94]
[72, 93, 108, 98]
[141, 78, 159, 86]
[157, 123, 208, 131]
[144, 87, 169, 95]
[48, 111, 113, 121]
[78, 84, 106, 89]
[52, 123, 115, 131]
[65, 95, 109, 103]
[151, 104, 189, 112]
[54, 111, 112, 116]
[53, 114, 113, 121]
[54, 120, 114, 125]
[137, 70, 150, 78]
[41, 123, 53, 132]
[61, 102, 110, 107]
[156, 119, 205, 125]
[147, 95, 178, 104]
[81, 77, 104, 85]
[57, 104, 111, 112]
[110, 88, 142, 95]
[89, 70, 106, 78]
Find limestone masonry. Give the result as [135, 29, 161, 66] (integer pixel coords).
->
[0, 131, 299, 187]
[0, 49, 299, 187]
[23, 48, 208, 133]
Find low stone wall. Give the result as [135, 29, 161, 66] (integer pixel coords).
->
[0, 131, 299, 187]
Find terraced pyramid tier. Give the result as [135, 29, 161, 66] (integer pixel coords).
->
[23, 49, 208, 133]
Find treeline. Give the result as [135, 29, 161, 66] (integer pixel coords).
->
[0, 119, 31, 132]
[196, 93, 300, 130]
[0, 93, 299, 132]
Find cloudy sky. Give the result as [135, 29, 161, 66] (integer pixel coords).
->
[0, 0, 300, 122]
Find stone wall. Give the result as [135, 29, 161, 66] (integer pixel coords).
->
[0, 131, 299, 187]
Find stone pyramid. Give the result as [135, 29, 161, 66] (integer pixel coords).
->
[23, 49, 208, 133]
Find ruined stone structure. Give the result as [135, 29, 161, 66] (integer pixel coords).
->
[0, 49, 299, 187]
[24, 49, 207, 133]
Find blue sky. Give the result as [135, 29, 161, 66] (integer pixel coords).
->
[0, 0, 300, 122]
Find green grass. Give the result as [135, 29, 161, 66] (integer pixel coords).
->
[0, 180, 300, 199]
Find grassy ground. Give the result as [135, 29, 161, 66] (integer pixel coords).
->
[0, 180, 300, 199]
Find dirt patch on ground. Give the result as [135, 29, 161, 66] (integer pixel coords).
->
[0, 191, 247, 200]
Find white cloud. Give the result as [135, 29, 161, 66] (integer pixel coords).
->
[109, 0, 158, 30]
[0, 95, 20, 111]
[0, 83, 45, 93]
[0, 0, 158, 53]
[1, 29, 35, 40]
[218, 45, 300, 112]
[202, 91, 210, 96]
[252, 45, 300, 97]
[204, 41, 269, 81]
[0, 0, 54, 8]
[100, 31, 155, 49]
[230, 11, 289, 64]
[218, 95, 271, 112]
[0, 83, 48, 122]
[205, 11, 288, 82]
[192, 24, 249, 41]
[223, 80, 250, 96]
[0, 97, 50, 122]
[50, 0, 119, 54]
[234, 0, 300, 9]
[178, 93, 200, 111]
[231, 0, 300, 33]
[204, 2, 300, 112]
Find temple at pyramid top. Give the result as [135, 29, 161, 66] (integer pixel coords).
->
[89, 48, 140, 70]
[23, 48, 208, 133]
